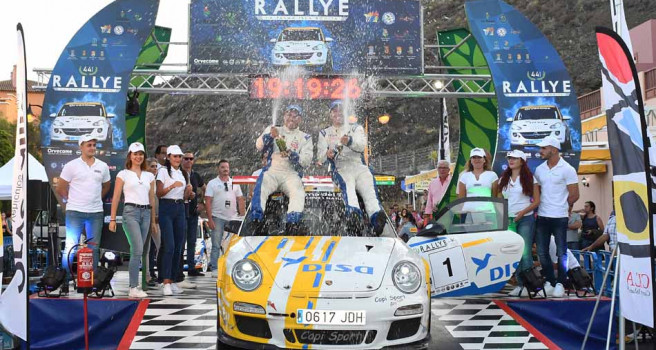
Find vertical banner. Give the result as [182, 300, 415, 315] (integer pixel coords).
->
[466, 0, 581, 173]
[39, 0, 159, 230]
[596, 27, 655, 328]
[436, 28, 498, 210]
[0, 23, 29, 341]
[440, 98, 451, 161]
[128, 26, 172, 146]
[610, 0, 633, 54]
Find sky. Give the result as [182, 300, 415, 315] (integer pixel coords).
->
[0, 0, 190, 81]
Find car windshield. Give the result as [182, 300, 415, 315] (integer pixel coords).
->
[59, 104, 104, 117]
[240, 189, 396, 237]
[515, 108, 559, 120]
[279, 29, 322, 42]
[434, 198, 507, 234]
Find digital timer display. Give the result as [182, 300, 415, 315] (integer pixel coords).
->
[250, 77, 362, 100]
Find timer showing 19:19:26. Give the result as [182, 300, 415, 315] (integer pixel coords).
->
[250, 77, 362, 100]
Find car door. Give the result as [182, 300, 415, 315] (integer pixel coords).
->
[407, 197, 524, 297]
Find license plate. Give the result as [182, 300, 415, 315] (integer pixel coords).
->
[297, 309, 366, 325]
[290, 60, 307, 65]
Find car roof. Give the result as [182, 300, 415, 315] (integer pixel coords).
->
[518, 105, 557, 110]
[283, 27, 320, 31]
[62, 102, 103, 106]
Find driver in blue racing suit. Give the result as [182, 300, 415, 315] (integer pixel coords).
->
[252, 105, 313, 229]
[317, 100, 386, 235]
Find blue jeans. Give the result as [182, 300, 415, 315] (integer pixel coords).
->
[158, 201, 186, 281]
[511, 215, 535, 287]
[62, 211, 104, 279]
[209, 216, 226, 271]
[185, 215, 199, 272]
[122, 206, 151, 288]
[536, 216, 569, 285]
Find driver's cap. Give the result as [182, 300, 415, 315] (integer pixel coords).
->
[285, 105, 303, 116]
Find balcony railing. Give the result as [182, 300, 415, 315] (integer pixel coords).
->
[646, 67, 656, 100]
[578, 90, 602, 120]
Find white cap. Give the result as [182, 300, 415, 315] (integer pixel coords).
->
[128, 142, 145, 153]
[78, 134, 97, 146]
[167, 145, 184, 155]
[470, 148, 486, 158]
[506, 149, 527, 161]
[536, 136, 561, 150]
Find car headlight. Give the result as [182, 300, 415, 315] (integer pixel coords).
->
[232, 259, 262, 291]
[392, 261, 421, 294]
[510, 124, 521, 131]
[274, 45, 284, 52]
[312, 44, 325, 51]
[53, 121, 64, 127]
[92, 120, 104, 126]
[550, 122, 562, 130]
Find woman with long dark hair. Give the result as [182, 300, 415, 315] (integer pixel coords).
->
[155, 145, 192, 296]
[109, 142, 157, 298]
[496, 150, 540, 297]
[580, 201, 604, 251]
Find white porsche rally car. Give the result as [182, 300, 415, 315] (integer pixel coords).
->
[49, 102, 113, 145]
[270, 27, 334, 71]
[216, 178, 430, 349]
[508, 105, 571, 148]
[408, 197, 524, 297]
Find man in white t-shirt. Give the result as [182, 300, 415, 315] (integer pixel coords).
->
[56, 135, 111, 283]
[205, 160, 244, 277]
[534, 136, 580, 298]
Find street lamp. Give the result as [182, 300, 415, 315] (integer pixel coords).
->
[378, 114, 390, 125]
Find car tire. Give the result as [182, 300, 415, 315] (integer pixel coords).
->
[201, 252, 209, 273]
[324, 52, 333, 73]
[563, 135, 572, 150]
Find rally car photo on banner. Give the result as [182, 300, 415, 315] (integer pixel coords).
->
[215, 178, 431, 349]
[408, 197, 524, 297]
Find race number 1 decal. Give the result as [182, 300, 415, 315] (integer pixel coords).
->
[425, 237, 470, 295]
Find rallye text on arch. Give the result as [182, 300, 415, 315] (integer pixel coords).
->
[216, 179, 431, 349]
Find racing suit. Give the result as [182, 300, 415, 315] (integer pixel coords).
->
[253, 126, 313, 223]
[317, 124, 384, 229]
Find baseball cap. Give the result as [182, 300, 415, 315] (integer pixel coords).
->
[167, 145, 184, 155]
[536, 136, 561, 150]
[469, 148, 486, 158]
[128, 142, 145, 153]
[285, 105, 303, 116]
[78, 134, 97, 146]
[329, 100, 343, 111]
[506, 149, 527, 161]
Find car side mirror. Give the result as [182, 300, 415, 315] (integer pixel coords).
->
[506, 117, 513, 122]
[563, 115, 571, 120]
[417, 222, 446, 237]
[270, 38, 277, 43]
[107, 113, 116, 118]
[325, 37, 333, 42]
[224, 220, 242, 234]
[50, 113, 57, 117]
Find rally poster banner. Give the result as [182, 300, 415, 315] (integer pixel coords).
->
[465, 0, 581, 173]
[596, 27, 655, 328]
[189, 0, 422, 75]
[0, 23, 30, 342]
[39, 0, 159, 250]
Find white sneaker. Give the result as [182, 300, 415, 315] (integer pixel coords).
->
[177, 280, 197, 289]
[543, 282, 555, 296]
[552, 283, 565, 298]
[129, 287, 148, 298]
[162, 283, 173, 296]
[509, 286, 524, 297]
[170, 283, 184, 295]
[211, 270, 218, 278]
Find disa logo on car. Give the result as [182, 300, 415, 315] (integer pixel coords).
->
[302, 263, 374, 274]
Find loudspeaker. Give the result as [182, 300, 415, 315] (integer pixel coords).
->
[28, 180, 56, 211]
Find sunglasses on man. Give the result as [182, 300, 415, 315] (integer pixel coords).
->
[224, 182, 229, 192]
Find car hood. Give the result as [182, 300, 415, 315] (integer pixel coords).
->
[275, 41, 325, 52]
[512, 119, 562, 129]
[241, 236, 396, 293]
[53, 116, 108, 126]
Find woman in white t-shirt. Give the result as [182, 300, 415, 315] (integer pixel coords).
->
[109, 142, 157, 298]
[496, 150, 540, 297]
[155, 145, 193, 296]
[457, 148, 498, 199]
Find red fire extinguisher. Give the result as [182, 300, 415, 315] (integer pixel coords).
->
[77, 244, 94, 289]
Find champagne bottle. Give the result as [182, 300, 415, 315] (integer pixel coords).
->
[275, 136, 287, 152]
